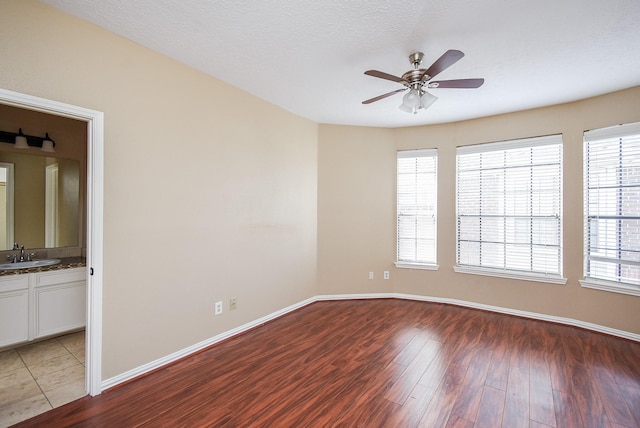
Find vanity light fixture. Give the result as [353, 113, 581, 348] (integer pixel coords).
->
[0, 128, 56, 152]
[14, 128, 29, 149]
[41, 133, 55, 153]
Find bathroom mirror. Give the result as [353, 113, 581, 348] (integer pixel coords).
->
[0, 150, 80, 250]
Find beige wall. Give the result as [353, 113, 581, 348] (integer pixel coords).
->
[318, 87, 640, 335]
[0, 0, 318, 379]
[318, 125, 396, 294]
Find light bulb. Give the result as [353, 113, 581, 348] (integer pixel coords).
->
[14, 128, 29, 149]
[420, 91, 438, 110]
[402, 89, 421, 109]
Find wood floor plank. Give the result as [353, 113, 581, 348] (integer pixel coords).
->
[503, 364, 530, 428]
[449, 347, 492, 423]
[417, 362, 467, 427]
[619, 385, 640, 427]
[530, 358, 557, 427]
[378, 383, 436, 427]
[475, 385, 506, 428]
[553, 388, 586, 428]
[393, 328, 434, 366]
[10, 299, 640, 427]
[385, 339, 441, 404]
[483, 316, 511, 391]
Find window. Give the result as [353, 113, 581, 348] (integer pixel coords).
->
[396, 149, 437, 269]
[582, 121, 640, 296]
[455, 135, 565, 283]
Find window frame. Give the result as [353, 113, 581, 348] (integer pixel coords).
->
[395, 149, 439, 270]
[454, 135, 567, 284]
[580, 121, 640, 297]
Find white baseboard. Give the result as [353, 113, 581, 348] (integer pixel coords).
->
[101, 297, 316, 391]
[102, 292, 639, 392]
[391, 293, 640, 342]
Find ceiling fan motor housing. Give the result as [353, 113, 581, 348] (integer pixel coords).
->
[403, 52, 430, 88]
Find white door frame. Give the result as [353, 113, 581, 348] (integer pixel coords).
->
[0, 88, 104, 396]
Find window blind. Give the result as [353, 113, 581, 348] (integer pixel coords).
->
[397, 149, 437, 265]
[456, 135, 563, 277]
[584, 122, 640, 287]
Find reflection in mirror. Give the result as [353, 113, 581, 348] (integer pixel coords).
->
[0, 151, 79, 250]
[0, 163, 14, 249]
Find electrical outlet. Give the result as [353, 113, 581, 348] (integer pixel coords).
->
[384, 271, 390, 280]
[230, 297, 237, 310]
[215, 301, 223, 315]
[369, 272, 374, 280]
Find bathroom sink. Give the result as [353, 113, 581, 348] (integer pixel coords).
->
[0, 259, 61, 270]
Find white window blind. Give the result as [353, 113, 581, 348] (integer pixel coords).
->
[584, 121, 640, 289]
[397, 149, 437, 266]
[456, 135, 563, 279]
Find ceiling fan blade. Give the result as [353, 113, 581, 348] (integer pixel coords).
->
[429, 78, 485, 89]
[424, 49, 465, 79]
[364, 70, 407, 84]
[362, 88, 407, 104]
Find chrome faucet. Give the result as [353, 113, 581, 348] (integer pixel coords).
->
[6, 243, 20, 263]
[5, 245, 36, 263]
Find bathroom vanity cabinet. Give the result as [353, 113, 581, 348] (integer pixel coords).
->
[0, 267, 86, 348]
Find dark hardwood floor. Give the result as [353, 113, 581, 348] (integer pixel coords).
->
[13, 299, 640, 427]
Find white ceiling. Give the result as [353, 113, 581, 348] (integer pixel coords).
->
[41, 0, 640, 128]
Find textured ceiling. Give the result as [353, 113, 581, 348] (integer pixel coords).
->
[40, 0, 640, 128]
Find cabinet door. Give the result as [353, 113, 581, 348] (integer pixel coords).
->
[0, 286, 29, 347]
[34, 281, 86, 339]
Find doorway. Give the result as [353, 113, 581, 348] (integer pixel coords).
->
[0, 88, 104, 397]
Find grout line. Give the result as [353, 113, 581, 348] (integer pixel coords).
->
[57, 331, 86, 366]
[15, 348, 53, 409]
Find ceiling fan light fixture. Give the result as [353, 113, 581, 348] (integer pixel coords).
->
[401, 88, 421, 109]
[400, 88, 422, 113]
[398, 102, 416, 114]
[420, 91, 438, 110]
[399, 89, 438, 114]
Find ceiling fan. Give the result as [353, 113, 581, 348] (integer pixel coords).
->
[362, 50, 484, 114]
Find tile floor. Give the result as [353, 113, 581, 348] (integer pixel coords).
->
[0, 331, 86, 427]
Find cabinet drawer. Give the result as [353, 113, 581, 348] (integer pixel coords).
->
[34, 268, 86, 287]
[0, 275, 29, 292]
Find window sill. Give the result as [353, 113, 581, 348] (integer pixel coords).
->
[395, 262, 439, 271]
[453, 266, 567, 285]
[579, 278, 640, 297]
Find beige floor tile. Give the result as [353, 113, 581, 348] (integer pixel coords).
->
[16, 340, 68, 366]
[57, 331, 85, 355]
[36, 363, 84, 393]
[0, 393, 51, 428]
[45, 381, 86, 408]
[0, 350, 26, 375]
[72, 347, 85, 365]
[0, 335, 86, 425]
[28, 353, 79, 381]
[0, 367, 42, 407]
